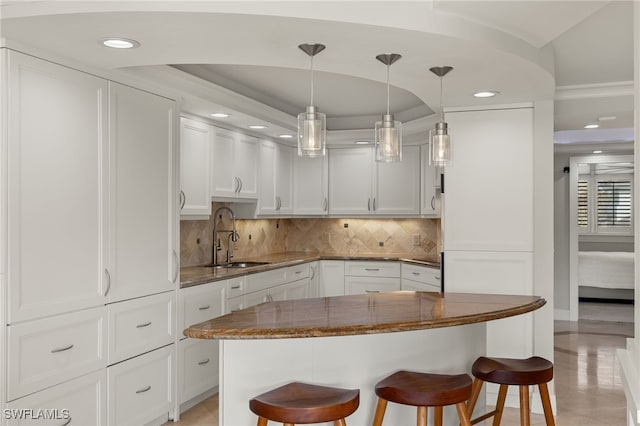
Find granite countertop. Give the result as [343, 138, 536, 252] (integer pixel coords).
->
[180, 252, 441, 288]
[184, 291, 546, 339]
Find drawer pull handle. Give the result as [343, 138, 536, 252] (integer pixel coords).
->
[231, 285, 241, 290]
[365, 290, 380, 294]
[61, 417, 72, 426]
[231, 308, 241, 312]
[434, 276, 441, 280]
[198, 358, 211, 366]
[136, 322, 152, 328]
[295, 271, 302, 274]
[198, 305, 210, 310]
[104, 269, 111, 297]
[136, 385, 151, 394]
[364, 268, 380, 271]
[51, 344, 74, 353]
[412, 272, 421, 276]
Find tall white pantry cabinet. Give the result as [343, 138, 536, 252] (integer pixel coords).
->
[0, 49, 179, 425]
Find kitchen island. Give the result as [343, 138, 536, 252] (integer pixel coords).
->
[185, 291, 545, 425]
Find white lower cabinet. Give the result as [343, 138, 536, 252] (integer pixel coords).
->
[178, 339, 218, 404]
[7, 307, 107, 401]
[179, 282, 225, 338]
[401, 263, 441, 291]
[6, 370, 107, 426]
[107, 291, 175, 365]
[344, 261, 400, 295]
[318, 261, 345, 296]
[107, 344, 174, 426]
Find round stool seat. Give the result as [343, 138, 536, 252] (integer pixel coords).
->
[249, 382, 359, 424]
[472, 356, 553, 385]
[375, 370, 472, 407]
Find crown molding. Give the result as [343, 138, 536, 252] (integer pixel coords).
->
[555, 81, 634, 101]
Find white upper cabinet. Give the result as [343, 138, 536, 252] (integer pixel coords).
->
[329, 147, 374, 215]
[293, 154, 329, 215]
[420, 144, 440, 217]
[6, 51, 108, 323]
[444, 107, 534, 252]
[180, 117, 212, 217]
[107, 82, 178, 302]
[211, 127, 259, 199]
[375, 145, 420, 215]
[329, 146, 420, 216]
[258, 141, 293, 215]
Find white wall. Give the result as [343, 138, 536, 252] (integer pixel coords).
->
[554, 152, 572, 316]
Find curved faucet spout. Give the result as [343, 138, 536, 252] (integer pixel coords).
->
[212, 206, 238, 266]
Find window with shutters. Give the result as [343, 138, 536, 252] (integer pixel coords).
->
[578, 173, 633, 235]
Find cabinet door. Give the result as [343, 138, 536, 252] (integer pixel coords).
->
[420, 144, 440, 216]
[308, 262, 320, 298]
[179, 338, 218, 404]
[257, 141, 277, 215]
[180, 117, 211, 217]
[276, 144, 294, 214]
[235, 135, 259, 198]
[211, 128, 237, 197]
[283, 279, 310, 300]
[329, 148, 374, 215]
[179, 281, 226, 337]
[108, 82, 177, 302]
[401, 279, 439, 292]
[319, 261, 345, 296]
[293, 154, 329, 215]
[6, 370, 107, 426]
[7, 51, 108, 322]
[375, 145, 420, 215]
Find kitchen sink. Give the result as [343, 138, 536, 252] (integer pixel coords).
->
[200, 261, 270, 269]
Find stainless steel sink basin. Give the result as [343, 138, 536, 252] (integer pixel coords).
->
[200, 261, 270, 269]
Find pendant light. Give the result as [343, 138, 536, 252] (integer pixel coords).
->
[375, 53, 402, 162]
[429, 66, 453, 166]
[297, 43, 327, 158]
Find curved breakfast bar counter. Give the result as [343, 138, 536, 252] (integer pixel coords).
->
[185, 291, 545, 425]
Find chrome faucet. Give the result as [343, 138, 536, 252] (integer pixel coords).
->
[212, 206, 239, 266]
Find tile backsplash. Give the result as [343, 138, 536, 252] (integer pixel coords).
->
[180, 202, 440, 267]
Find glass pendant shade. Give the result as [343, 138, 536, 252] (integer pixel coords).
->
[375, 114, 402, 162]
[297, 105, 326, 157]
[429, 121, 451, 166]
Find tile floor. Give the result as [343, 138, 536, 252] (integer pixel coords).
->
[168, 302, 634, 425]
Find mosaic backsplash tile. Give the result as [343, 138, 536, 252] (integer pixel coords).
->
[180, 202, 440, 267]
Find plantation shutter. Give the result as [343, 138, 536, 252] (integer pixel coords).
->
[577, 179, 589, 229]
[596, 180, 632, 228]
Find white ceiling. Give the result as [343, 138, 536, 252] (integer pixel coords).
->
[0, 0, 634, 148]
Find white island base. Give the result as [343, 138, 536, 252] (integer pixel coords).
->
[219, 323, 486, 426]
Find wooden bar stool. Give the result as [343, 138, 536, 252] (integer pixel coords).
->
[467, 356, 555, 426]
[249, 382, 359, 425]
[372, 370, 473, 426]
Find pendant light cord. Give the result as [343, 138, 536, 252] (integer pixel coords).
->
[439, 76, 444, 121]
[386, 65, 390, 115]
[310, 55, 314, 106]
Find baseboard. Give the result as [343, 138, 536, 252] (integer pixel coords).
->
[180, 387, 218, 414]
[554, 308, 571, 321]
[618, 338, 640, 425]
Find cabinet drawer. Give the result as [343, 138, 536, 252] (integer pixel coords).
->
[6, 370, 106, 426]
[246, 268, 286, 293]
[345, 261, 400, 277]
[284, 263, 310, 282]
[108, 291, 175, 365]
[401, 279, 440, 292]
[180, 282, 225, 337]
[107, 345, 173, 426]
[401, 263, 441, 286]
[7, 307, 106, 401]
[179, 338, 218, 404]
[345, 276, 400, 295]
[227, 296, 244, 313]
[226, 276, 245, 299]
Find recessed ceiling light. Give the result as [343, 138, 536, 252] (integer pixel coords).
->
[211, 113, 231, 118]
[248, 125, 267, 129]
[584, 124, 599, 129]
[473, 91, 499, 98]
[355, 140, 371, 145]
[593, 150, 603, 154]
[279, 134, 294, 139]
[598, 116, 616, 121]
[101, 38, 140, 49]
